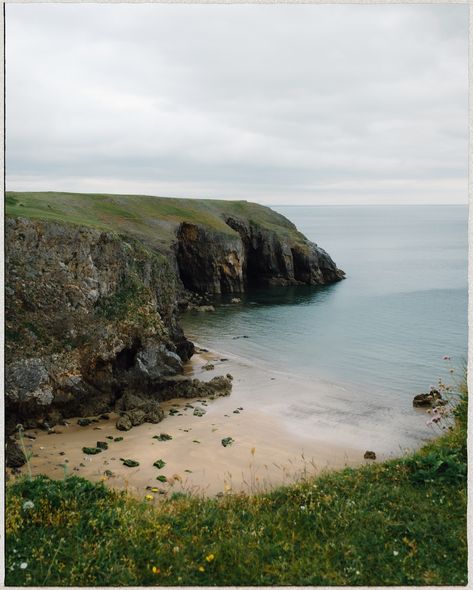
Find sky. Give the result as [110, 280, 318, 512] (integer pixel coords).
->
[6, 4, 469, 206]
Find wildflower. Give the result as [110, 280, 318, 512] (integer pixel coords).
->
[22, 500, 34, 511]
[145, 494, 154, 501]
[20, 562, 28, 570]
[198, 566, 205, 572]
[205, 553, 215, 562]
[151, 566, 160, 574]
[393, 551, 399, 556]
[173, 546, 180, 554]
[300, 505, 307, 511]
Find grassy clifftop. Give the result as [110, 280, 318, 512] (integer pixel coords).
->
[5, 191, 304, 251]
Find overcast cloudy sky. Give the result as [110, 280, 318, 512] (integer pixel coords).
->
[6, 4, 468, 205]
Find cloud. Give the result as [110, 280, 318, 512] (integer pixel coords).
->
[6, 3, 468, 204]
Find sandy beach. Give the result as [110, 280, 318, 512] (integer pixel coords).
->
[13, 347, 375, 499]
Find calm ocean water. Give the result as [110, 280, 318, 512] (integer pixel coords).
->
[182, 205, 467, 451]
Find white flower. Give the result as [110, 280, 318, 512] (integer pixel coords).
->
[22, 500, 34, 511]
[300, 505, 307, 511]
[20, 562, 27, 570]
[393, 550, 399, 556]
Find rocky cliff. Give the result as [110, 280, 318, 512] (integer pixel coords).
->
[5, 192, 344, 456]
[176, 215, 344, 294]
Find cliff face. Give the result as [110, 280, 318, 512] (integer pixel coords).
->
[5, 192, 344, 440]
[176, 222, 245, 294]
[175, 216, 344, 295]
[5, 217, 193, 435]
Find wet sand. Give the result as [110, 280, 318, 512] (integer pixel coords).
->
[15, 349, 374, 500]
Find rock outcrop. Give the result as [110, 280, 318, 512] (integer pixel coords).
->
[5, 192, 344, 433]
[5, 216, 192, 433]
[175, 215, 344, 295]
[413, 387, 446, 408]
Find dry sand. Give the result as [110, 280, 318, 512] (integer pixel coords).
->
[15, 348, 371, 500]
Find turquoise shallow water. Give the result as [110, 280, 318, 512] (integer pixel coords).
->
[182, 205, 467, 451]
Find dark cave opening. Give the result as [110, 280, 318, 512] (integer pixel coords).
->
[113, 338, 141, 372]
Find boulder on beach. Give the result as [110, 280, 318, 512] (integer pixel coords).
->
[6, 437, 26, 468]
[115, 392, 165, 431]
[413, 387, 443, 408]
[116, 415, 133, 431]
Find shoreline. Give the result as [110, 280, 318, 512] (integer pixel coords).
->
[13, 346, 371, 499]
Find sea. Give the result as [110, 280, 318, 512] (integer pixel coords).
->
[182, 205, 468, 453]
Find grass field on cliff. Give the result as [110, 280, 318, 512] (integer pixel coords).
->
[5, 383, 467, 586]
[5, 191, 306, 250]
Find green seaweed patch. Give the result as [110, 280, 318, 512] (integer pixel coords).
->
[82, 447, 102, 455]
[114, 437, 124, 442]
[153, 459, 166, 469]
[120, 458, 139, 467]
[156, 475, 168, 483]
[221, 437, 234, 448]
[153, 434, 173, 441]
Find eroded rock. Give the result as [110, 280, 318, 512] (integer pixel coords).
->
[413, 388, 443, 408]
[115, 392, 165, 430]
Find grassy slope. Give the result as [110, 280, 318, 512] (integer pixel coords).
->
[5, 386, 467, 586]
[5, 191, 306, 252]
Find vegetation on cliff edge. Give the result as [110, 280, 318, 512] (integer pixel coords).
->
[5, 379, 467, 586]
[5, 191, 309, 252]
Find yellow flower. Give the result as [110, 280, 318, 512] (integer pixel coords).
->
[205, 553, 215, 562]
[198, 566, 205, 572]
[152, 566, 161, 574]
[145, 494, 154, 501]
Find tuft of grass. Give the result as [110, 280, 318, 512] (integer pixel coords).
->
[5, 384, 467, 586]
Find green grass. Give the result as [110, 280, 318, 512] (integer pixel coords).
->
[5, 380, 467, 586]
[6, 191, 307, 252]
